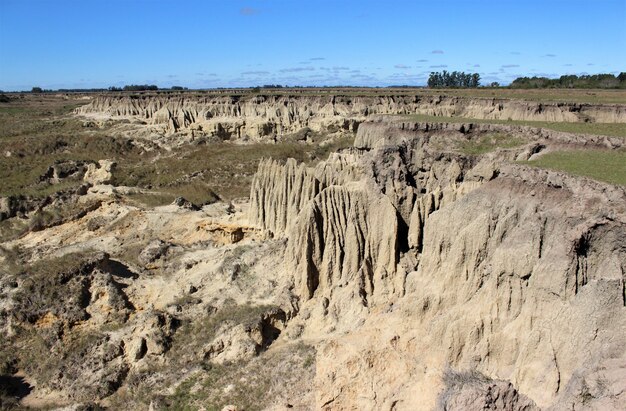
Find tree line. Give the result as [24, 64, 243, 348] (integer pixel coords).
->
[108, 84, 159, 91]
[510, 73, 626, 89]
[28, 85, 161, 93]
[428, 71, 481, 88]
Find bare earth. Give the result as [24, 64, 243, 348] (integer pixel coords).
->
[0, 90, 625, 411]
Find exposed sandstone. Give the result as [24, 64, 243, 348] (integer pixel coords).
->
[289, 182, 399, 306]
[354, 119, 625, 150]
[249, 158, 322, 235]
[4, 93, 625, 410]
[138, 239, 170, 266]
[246, 116, 626, 410]
[83, 160, 116, 185]
[74, 94, 626, 141]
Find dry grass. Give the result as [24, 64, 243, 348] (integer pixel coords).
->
[108, 300, 315, 411]
[0, 97, 144, 198]
[436, 368, 492, 410]
[457, 133, 525, 155]
[133, 341, 315, 411]
[0, 94, 354, 202]
[113, 135, 354, 201]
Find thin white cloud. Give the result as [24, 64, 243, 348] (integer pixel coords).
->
[320, 66, 350, 72]
[431, 50, 444, 54]
[279, 67, 316, 73]
[241, 70, 269, 75]
[240, 7, 260, 16]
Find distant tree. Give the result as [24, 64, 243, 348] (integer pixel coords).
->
[427, 72, 437, 88]
[428, 71, 480, 88]
[122, 84, 158, 91]
[471, 73, 481, 88]
[510, 74, 623, 89]
[108, 86, 122, 91]
[489, 82, 500, 87]
[31, 87, 43, 93]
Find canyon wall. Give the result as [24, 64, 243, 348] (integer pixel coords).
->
[75, 94, 626, 139]
[248, 118, 626, 410]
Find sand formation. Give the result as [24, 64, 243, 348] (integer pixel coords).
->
[76, 93, 626, 138]
[1, 94, 625, 410]
[248, 118, 626, 409]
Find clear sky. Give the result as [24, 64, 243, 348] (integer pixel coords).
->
[0, 0, 624, 91]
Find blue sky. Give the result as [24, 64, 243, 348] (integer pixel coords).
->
[1, 0, 625, 90]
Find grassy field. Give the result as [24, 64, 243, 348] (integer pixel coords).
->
[401, 113, 626, 138]
[6, 87, 626, 104]
[522, 149, 626, 186]
[324, 88, 626, 104]
[399, 88, 626, 104]
[274, 88, 626, 104]
[457, 133, 525, 155]
[0, 95, 354, 202]
[401, 112, 625, 186]
[159, 88, 626, 104]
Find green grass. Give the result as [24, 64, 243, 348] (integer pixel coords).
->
[527, 122, 626, 137]
[522, 149, 626, 186]
[0, 218, 29, 242]
[311, 134, 355, 159]
[457, 133, 525, 155]
[0, 198, 101, 242]
[114, 137, 353, 201]
[0, 101, 144, 198]
[401, 114, 626, 138]
[125, 183, 221, 208]
[113, 142, 311, 199]
[0, 106, 34, 115]
[408, 88, 626, 104]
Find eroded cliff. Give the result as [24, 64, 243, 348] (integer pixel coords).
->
[248, 117, 626, 410]
[3, 92, 625, 410]
[74, 94, 626, 140]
